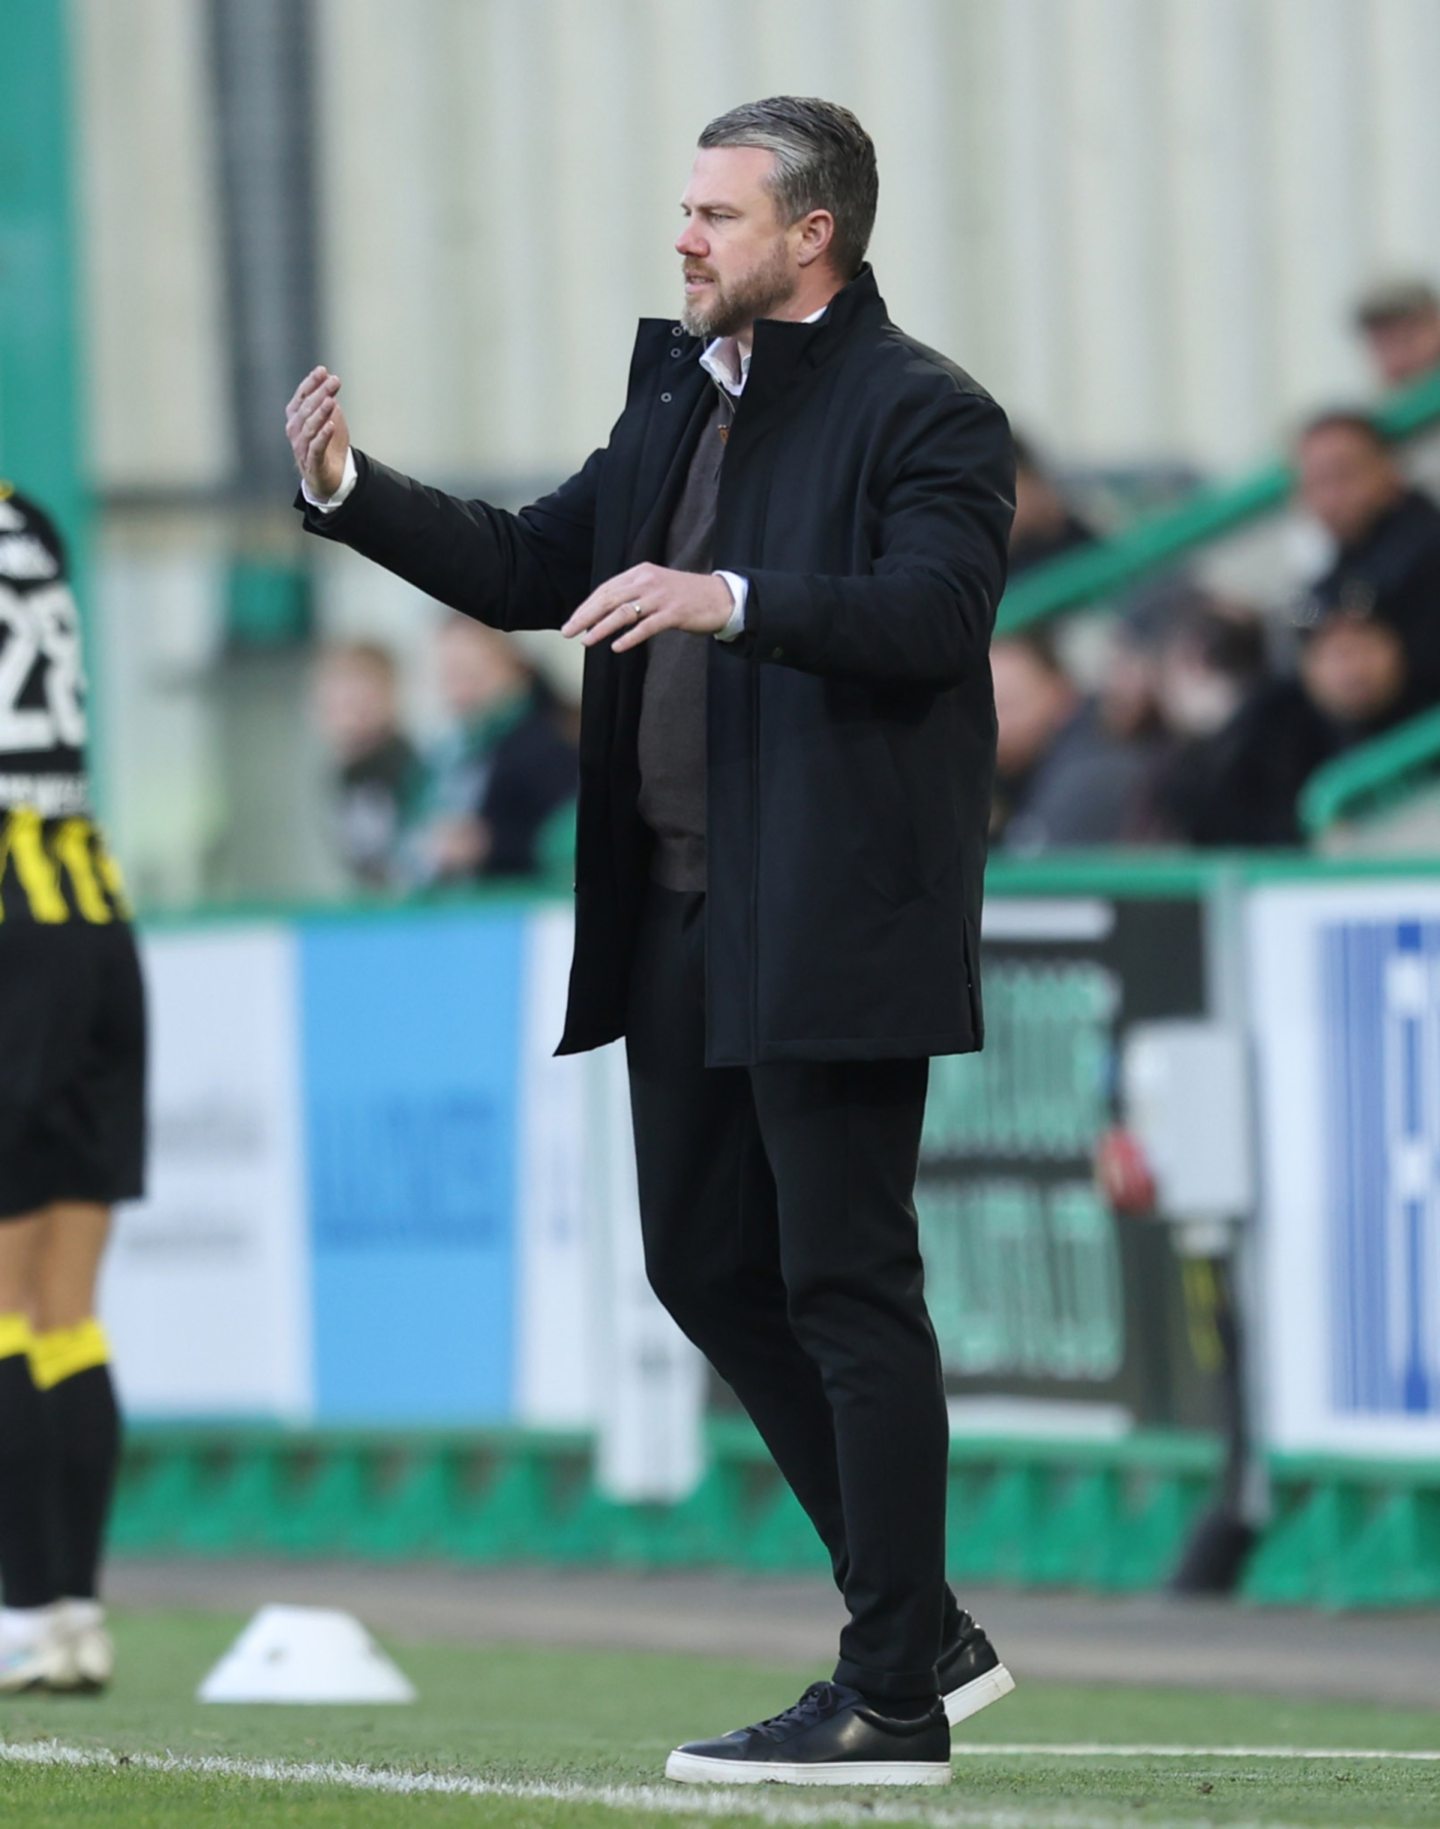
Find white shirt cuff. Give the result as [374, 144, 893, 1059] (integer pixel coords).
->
[303, 447, 359, 513]
[714, 570, 748, 641]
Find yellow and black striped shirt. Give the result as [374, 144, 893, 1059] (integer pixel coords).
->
[0, 483, 129, 925]
[0, 808, 131, 925]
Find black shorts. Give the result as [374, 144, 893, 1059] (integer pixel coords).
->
[0, 917, 147, 1220]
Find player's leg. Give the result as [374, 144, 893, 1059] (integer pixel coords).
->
[0, 1207, 68, 1691]
[29, 922, 144, 1693]
[34, 1201, 112, 1329]
[33, 1199, 121, 1688]
[0, 910, 78, 1691]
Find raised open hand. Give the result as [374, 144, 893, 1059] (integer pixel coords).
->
[286, 367, 350, 500]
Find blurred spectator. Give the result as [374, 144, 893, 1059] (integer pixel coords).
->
[1353, 277, 1440, 391]
[1098, 574, 1211, 748]
[1007, 433, 1098, 577]
[1156, 599, 1269, 744]
[1159, 611, 1416, 848]
[991, 630, 1155, 852]
[1291, 410, 1440, 699]
[1147, 600, 1274, 843]
[410, 617, 577, 885]
[312, 640, 421, 889]
[1157, 413, 1440, 846]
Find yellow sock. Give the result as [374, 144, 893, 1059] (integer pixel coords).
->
[30, 1319, 110, 1391]
[0, 1312, 33, 1363]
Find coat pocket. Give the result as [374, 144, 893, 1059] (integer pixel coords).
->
[848, 731, 924, 905]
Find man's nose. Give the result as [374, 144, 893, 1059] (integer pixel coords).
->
[676, 222, 707, 257]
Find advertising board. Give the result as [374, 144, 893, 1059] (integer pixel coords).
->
[106, 925, 312, 1419]
[299, 908, 523, 1422]
[918, 894, 1221, 1433]
[1249, 882, 1440, 1455]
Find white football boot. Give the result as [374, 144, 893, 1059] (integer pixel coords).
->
[0, 1606, 73, 1693]
[58, 1599, 114, 1694]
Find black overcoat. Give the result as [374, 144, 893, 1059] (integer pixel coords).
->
[301, 267, 1014, 1064]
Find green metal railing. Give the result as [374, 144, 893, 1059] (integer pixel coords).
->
[1300, 703, 1440, 838]
[997, 367, 1440, 633]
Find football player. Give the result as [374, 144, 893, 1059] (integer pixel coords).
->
[0, 483, 143, 1693]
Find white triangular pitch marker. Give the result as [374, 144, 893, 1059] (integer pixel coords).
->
[198, 1605, 417, 1704]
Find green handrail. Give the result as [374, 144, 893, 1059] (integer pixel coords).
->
[997, 368, 1440, 633]
[1299, 703, 1440, 837]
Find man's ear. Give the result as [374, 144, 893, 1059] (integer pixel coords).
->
[794, 209, 836, 269]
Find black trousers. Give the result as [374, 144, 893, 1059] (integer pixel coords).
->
[625, 885, 961, 1702]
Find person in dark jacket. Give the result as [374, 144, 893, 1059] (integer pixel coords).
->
[286, 96, 1014, 1787]
[1165, 601, 1419, 847]
[1292, 409, 1440, 699]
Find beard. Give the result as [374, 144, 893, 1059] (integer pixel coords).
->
[682, 240, 797, 340]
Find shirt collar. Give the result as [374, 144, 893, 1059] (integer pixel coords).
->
[699, 303, 829, 398]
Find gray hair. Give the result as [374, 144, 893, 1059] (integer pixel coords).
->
[697, 97, 878, 280]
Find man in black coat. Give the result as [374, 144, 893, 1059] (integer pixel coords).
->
[288, 97, 1014, 1787]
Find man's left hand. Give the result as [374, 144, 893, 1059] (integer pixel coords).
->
[562, 564, 733, 652]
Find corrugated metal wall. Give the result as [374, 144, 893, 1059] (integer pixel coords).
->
[76, 0, 231, 491]
[75, 0, 1440, 490]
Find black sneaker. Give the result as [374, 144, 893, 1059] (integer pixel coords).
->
[938, 1610, 1016, 1727]
[665, 1680, 951, 1787]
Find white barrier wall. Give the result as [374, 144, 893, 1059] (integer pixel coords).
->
[512, 908, 706, 1499]
[101, 926, 312, 1419]
[512, 907, 594, 1427]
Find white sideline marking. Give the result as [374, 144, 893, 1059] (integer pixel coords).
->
[952, 1742, 1440, 1762]
[0, 1736, 1432, 1829]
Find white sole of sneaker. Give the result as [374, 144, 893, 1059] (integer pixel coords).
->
[0, 1673, 71, 1694]
[943, 1661, 1016, 1728]
[66, 1628, 114, 1695]
[665, 1750, 951, 1786]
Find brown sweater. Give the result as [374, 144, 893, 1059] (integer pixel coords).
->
[635, 387, 734, 891]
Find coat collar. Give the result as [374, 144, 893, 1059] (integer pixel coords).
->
[629, 265, 889, 411]
[747, 265, 887, 412]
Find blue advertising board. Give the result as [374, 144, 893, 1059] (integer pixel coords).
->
[299, 908, 525, 1421]
[1321, 919, 1440, 1420]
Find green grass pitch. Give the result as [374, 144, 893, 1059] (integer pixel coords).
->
[1, 1609, 1437, 1826]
